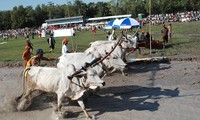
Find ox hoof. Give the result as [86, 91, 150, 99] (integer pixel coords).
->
[123, 73, 128, 76]
[17, 98, 31, 111]
[87, 115, 95, 120]
[15, 96, 22, 102]
[52, 103, 58, 112]
[59, 112, 65, 118]
[55, 111, 66, 119]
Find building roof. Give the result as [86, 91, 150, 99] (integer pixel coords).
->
[45, 16, 84, 26]
[44, 14, 132, 26]
[87, 14, 132, 21]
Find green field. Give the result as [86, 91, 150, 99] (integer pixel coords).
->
[0, 21, 200, 64]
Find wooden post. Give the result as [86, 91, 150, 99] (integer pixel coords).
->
[149, 0, 152, 55]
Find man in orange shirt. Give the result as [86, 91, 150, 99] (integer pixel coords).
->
[22, 45, 31, 67]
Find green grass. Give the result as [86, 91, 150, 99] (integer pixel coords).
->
[0, 30, 108, 62]
[137, 21, 200, 57]
[0, 21, 200, 63]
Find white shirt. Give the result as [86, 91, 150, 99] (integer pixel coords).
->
[62, 44, 68, 54]
[108, 29, 116, 41]
[108, 35, 114, 41]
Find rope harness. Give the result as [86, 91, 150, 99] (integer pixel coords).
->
[67, 75, 88, 89]
[66, 33, 124, 89]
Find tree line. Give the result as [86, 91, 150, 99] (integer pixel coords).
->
[0, 0, 199, 30]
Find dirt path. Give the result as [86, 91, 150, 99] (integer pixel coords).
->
[0, 61, 200, 120]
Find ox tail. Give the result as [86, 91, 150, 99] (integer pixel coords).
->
[15, 68, 30, 102]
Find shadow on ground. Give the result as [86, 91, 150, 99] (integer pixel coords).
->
[126, 62, 171, 86]
[87, 85, 179, 117]
[17, 85, 179, 119]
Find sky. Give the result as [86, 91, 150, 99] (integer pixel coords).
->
[0, 0, 109, 11]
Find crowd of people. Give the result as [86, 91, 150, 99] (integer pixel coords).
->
[0, 27, 56, 41]
[142, 11, 200, 26]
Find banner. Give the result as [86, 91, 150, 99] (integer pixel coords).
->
[53, 28, 74, 37]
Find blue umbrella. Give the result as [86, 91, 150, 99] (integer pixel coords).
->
[105, 19, 120, 29]
[107, 20, 115, 26]
[105, 20, 114, 29]
[118, 18, 140, 29]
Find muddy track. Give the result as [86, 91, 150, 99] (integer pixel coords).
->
[0, 60, 200, 120]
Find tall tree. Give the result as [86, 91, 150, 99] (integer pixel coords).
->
[74, 0, 87, 16]
[109, 0, 124, 15]
[0, 11, 11, 30]
[35, 5, 48, 27]
[25, 6, 35, 27]
[86, 2, 97, 18]
[96, 2, 111, 17]
[11, 5, 26, 29]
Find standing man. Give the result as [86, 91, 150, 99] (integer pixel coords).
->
[167, 23, 172, 39]
[62, 38, 70, 54]
[161, 24, 168, 48]
[22, 45, 32, 67]
[140, 30, 145, 42]
[47, 33, 56, 53]
[26, 35, 33, 52]
[108, 28, 116, 41]
[31, 29, 35, 39]
[92, 26, 96, 35]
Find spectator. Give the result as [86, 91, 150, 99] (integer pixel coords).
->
[92, 26, 96, 34]
[72, 28, 76, 37]
[25, 35, 33, 51]
[135, 31, 139, 41]
[38, 30, 42, 38]
[145, 32, 152, 44]
[47, 33, 56, 53]
[22, 45, 31, 67]
[106, 31, 111, 39]
[167, 23, 172, 38]
[31, 30, 35, 39]
[161, 24, 168, 48]
[108, 31, 113, 41]
[140, 30, 146, 42]
[3, 32, 9, 41]
[112, 28, 116, 38]
[108, 28, 116, 41]
[13, 32, 18, 39]
[62, 38, 70, 54]
[50, 29, 54, 36]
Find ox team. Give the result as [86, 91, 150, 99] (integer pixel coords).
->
[18, 32, 137, 119]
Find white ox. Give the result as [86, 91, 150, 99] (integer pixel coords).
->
[17, 65, 105, 119]
[85, 35, 137, 60]
[57, 52, 106, 78]
[85, 46, 127, 76]
[84, 35, 137, 75]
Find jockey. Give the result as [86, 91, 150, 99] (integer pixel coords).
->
[26, 49, 57, 68]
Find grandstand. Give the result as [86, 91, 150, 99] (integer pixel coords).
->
[45, 16, 84, 26]
[43, 14, 132, 27]
[87, 14, 131, 22]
